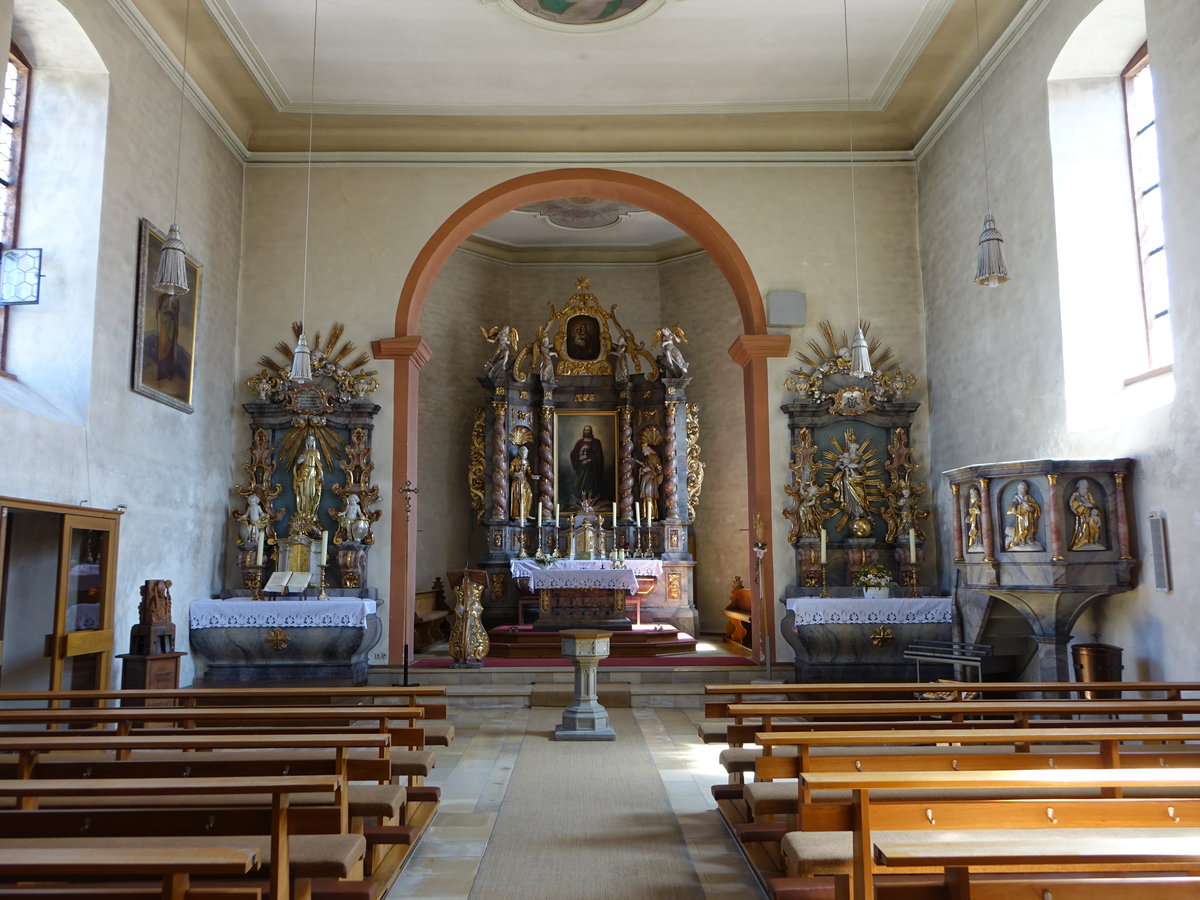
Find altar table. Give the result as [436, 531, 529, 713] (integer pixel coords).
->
[188, 598, 382, 683]
[517, 566, 638, 632]
[509, 558, 661, 581]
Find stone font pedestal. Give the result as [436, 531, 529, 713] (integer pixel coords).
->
[555, 629, 615, 741]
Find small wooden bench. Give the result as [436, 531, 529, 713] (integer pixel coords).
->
[413, 578, 449, 650]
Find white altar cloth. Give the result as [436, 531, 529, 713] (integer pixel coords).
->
[785, 595, 952, 626]
[510, 558, 662, 580]
[518, 565, 640, 594]
[190, 598, 377, 630]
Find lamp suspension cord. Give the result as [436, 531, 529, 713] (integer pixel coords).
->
[300, 0, 319, 330]
[171, 0, 191, 224]
[974, 0, 992, 213]
[842, 0, 862, 326]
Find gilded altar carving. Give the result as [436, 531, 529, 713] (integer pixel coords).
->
[248, 322, 379, 404]
[468, 407, 486, 523]
[685, 403, 705, 519]
[1067, 477, 1106, 550]
[820, 428, 886, 537]
[882, 427, 929, 543]
[1003, 480, 1043, 551]
[783, 321, 916, 406]
[448, 580, 489, 666]
[783, 428, 828, 542]
[667, 572, 682, 600]
[331, 428, 382, 545]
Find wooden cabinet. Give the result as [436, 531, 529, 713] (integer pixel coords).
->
[0, 497, 121, 694]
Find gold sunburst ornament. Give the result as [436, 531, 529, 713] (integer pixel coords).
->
[819, 428, 887, 537]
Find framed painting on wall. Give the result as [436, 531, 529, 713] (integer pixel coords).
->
[132, 218, 200, 414]
[554, 410, 617, 513]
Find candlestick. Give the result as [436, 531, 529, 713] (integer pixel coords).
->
[256, 530, 264, 567]
[820, 529, 827, 564]
[247, 567, 263, 602]
[904, 565, 919, 598]
[819, 563, 830, 598]
[317, 564, 329, 601]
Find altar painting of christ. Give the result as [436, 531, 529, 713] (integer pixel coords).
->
[554, 411, 617, 512]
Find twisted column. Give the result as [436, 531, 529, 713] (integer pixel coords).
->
[619, 404, 634, 520]
[492, 401, 508, 521]
[663, 401, 679, 520]
[538, 403, 554, 523]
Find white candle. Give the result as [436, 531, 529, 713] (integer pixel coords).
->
[820, 529, 827, 564]
[645, 499, 652, 525]
[635, 502, 641, 527]
[520, 494, 527, 524]
[612, 502, 618, 527]
[555, 503, 560, 523]
[908, 527, 917, 562]
[256, 529, 264, 567]
[320, 530, 328, 561]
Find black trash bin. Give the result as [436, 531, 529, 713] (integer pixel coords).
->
[1071, 642, 1123, 699]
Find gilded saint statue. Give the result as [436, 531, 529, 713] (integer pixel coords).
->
[1004, 481, 1042, 550]
[965, 485, 983, 551]
[634, 444, 663, 521]
[510, 444, 534, 523]
[1068, 478, 1105, 550]
[293, 434, 324, 524]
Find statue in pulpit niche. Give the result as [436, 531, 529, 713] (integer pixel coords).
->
[965, 485, 983, 551]
[293, 435, 324, 524]
[1004, 481, 1042, 550]
[1068, 478, 1105, 550]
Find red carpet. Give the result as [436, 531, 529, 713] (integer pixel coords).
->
[411, 655, 755, 668]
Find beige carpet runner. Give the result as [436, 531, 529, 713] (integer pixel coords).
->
[468, 707, 704, 899]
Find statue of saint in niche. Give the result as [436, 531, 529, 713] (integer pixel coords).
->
[1004, 481, 1042, 550]
[965, 485, 983, 551]
[1068, 478, 1105, 550]
[293, 434, 324, 524]
[510, 445, 534, 523]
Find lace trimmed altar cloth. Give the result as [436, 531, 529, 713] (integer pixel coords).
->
[784, 595, 952, 626]
[518, 565, 640, 594]
[189, 598, 377, 630]
[509, 558, 662, 581]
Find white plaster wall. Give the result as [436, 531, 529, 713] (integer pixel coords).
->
[916, 0, 1200, 678]
[238, 161, 928, 659]
[0, 0, 244, 688]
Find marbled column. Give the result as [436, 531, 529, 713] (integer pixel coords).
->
[1113, 472, 1132, 559]
[492, 401, 509, 521]
[619, 404, 634, 521]
[538, 402, 554, 522]
[663, 400, 679, 520]
[950, 483, 965, 562]
[978, 477, 996, 562]
[1045, 473, 1065, 561]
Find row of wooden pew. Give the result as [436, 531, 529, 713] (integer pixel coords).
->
[700, 680, 1200, 899]
[0, 684, 455, 899]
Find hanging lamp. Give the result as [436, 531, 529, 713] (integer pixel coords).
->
[971, 0, 1010, 287]
[289, 0, 321, 384]
[842, 0, 872, 379]
[153, 0, 192, 296]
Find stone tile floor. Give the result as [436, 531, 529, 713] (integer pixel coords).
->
[384, 704, 765, 899]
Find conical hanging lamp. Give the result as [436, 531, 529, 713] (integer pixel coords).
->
[153, 0, 193, 297]
[842, 0, 872, 379]
[289, 0, 321, 384]
[971, 0, 1011, 287]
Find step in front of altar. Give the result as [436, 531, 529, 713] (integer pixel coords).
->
[487, 625, 697, 658]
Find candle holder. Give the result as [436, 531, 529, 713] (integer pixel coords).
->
[247, 567, 264, 601]
[316, 565, 329, 601]
[819, 563, 831, 598]
[904, 566, 919, 598]
[517, 528, 528, 559]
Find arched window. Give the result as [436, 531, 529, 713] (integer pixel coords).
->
[0, 45, 30, 377]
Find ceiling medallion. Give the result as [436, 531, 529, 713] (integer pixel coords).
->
[517, 198, 643, 230]
[495, 0, 667, 32]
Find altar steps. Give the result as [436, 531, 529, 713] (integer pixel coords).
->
[486, 624, 697, 658]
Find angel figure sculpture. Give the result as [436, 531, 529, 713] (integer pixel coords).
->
[654, 324, 689, 378]
[480, 324, 519, 382]
[535, 327, 558, 383]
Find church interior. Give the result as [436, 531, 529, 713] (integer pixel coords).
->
[0, 0, 1198, 897]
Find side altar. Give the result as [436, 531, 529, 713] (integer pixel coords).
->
[466, 277, 703, 638]
[189, 323, 385, 684]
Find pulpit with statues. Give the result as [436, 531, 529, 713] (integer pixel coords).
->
[466, 277, 703, 641]
[188, 323, 384, 683]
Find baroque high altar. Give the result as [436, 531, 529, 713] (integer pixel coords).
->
[468, 277, 704, 635]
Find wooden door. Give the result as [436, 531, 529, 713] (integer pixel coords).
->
[48, 514, 118, 692]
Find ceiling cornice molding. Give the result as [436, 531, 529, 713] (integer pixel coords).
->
[870, 0, 955, 111]
[457, 237, 706, 267]
[110, 0, 250, 162]
[203, 0, 291, 110]
[912, 0, 1050, 161]
[271, 97, 884, 118]
[243, 149, 916, 168]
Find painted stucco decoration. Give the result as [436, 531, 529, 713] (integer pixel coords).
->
[513, 0, 651, 25]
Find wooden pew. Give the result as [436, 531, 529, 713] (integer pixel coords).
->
[412, 578, 449, 651]
[799, 768, 1200, 900]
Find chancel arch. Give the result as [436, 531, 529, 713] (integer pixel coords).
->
[374, 168, 789, 663]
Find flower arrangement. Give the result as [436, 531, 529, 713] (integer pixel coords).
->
[533, 549, 560, 566]
[852, 564, 897, 589]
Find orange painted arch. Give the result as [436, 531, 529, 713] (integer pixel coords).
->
[382, 167, 788, 665]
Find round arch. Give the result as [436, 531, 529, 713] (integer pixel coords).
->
[375, 167, 789, 665]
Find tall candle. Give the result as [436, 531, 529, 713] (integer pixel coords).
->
[520, 494, 527, 524]
[908, 527, 916, 562]
[612, 502, 618, 527]
[320, 530, 328, 561]
[256, 530, 264, 567]
[555, 503, 560, 524]
[645, 499, 652, 525]
[820, 529, 827, 564]
[635, 502, 641, 527]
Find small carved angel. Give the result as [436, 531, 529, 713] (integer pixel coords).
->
[654, 324, 689, 378]
[535, 327, 558, 382]
[480, 324, 519, 382]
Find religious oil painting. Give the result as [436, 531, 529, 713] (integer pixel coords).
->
[512, 0, 652, 26]
[564, 314, 601, 361]
[554, 410, 617, 513]
[133, 218, 200, 414]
